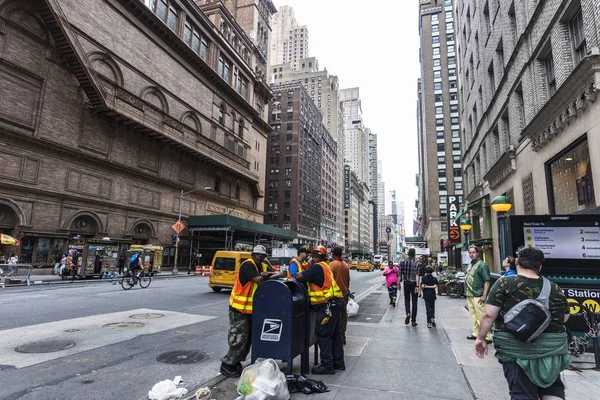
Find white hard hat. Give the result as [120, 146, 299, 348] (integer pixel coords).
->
[252, 245, 267, 255]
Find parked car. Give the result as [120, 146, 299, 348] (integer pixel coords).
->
[357, 260, 374, 272]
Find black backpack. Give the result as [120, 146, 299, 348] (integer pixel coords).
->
[503, 277, 552, 342]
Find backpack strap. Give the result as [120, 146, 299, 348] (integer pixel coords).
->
[536, 277, 551, 308]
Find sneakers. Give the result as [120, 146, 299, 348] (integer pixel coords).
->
[404, 313, 411, 325]
[427, 323, 432, 328]
[431, 318, 436, 327]
[220, 362, 241, 378]
[311, 365, 335, 375]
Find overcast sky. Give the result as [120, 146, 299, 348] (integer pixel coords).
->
[272, 1, 422, 219]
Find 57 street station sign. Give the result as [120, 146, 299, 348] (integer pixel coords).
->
[447, 196, 461, 245]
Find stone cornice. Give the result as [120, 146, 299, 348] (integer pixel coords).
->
[522, 55, 600, 152]
[483, 146, 517, 189]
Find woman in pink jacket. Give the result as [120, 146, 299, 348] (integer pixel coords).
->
[383, 261, 400, 306]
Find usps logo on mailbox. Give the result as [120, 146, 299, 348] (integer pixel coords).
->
[260, 318, 283, 342]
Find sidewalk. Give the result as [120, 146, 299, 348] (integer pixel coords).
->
[185, 283, 600, 400]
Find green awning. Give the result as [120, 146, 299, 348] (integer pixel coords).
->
[187, 215, 297, 240]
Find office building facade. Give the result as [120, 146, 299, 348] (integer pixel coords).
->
[268, 5, 309, 70]
[455, 0, 600, 269]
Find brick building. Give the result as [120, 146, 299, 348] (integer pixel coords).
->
[266, 83, 323, 242]
[0, 0, 275, 269]
[455, 0, 600, 269]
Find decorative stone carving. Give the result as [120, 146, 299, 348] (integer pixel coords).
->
[163, 115, 183, 132]
[531, 77, 598, 151]
[116, 88, 144, 111]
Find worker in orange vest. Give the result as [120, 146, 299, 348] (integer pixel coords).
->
[294, 245, 345, 374]
[220, 245, 286, 378]
[287, 245, 311, 278]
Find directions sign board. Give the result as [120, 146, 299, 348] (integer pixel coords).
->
[447, 196, 461, 245]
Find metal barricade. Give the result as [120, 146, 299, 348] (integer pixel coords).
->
[0, 264, 34, 286]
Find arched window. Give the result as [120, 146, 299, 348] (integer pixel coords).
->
[235, 183, 241, 200]
[214, 176, 222, 193]
[231, 111, 236, 132]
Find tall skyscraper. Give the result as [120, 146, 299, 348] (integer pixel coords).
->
[270, 58, 345, 243]
[340, 88, 369, 184]
[417, 0, 463, 256]
[269, 5, 309, 70]
[454, 0, 600, 269]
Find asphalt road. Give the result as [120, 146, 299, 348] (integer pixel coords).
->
[0, 268, 383, 400]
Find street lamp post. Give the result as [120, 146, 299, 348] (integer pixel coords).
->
[460, 219, 472, 248]
[491, 195, 513, 263]
[173, 186, 211, 275]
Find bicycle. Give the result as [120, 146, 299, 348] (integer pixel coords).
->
[120, 270, 152, 290]
[445, 271, 466, 298]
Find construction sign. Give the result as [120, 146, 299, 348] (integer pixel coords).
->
[172, 220, 185, 234]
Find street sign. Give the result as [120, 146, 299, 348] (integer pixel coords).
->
[386, 227, 391, 234]
[172, 220, 185, 233]
[447, 196, 461, 244]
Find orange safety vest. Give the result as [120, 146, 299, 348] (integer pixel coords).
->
[307, 261, 344, 305]
[229, 258, 267, 314]
[287, 257, 309, 279]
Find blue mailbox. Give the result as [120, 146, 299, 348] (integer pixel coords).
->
[251, 279, 310, 375]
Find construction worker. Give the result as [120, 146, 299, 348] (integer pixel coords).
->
[287, 245, 311, 278]
[294, 245, 345, 374]
[220, 245, 286, 378]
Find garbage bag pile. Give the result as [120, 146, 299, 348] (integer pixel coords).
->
[286, 375, 329, 395]
[235, 359, 290, 400]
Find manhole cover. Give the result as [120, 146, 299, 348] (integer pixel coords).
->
[15, 340, 75, 354]
[156, 351, 208, 365]
[65, 329, 80, 332]
[130, 313, 164, 319]
[102, 322, 145, 330]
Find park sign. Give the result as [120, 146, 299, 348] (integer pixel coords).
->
[447, 195, 461, 244]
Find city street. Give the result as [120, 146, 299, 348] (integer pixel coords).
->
[0, 269, 383, 400]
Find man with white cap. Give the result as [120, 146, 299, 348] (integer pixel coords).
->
[220, 245, 286, 377]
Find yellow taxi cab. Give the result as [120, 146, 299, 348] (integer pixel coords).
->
[208, 250, 251, 293]
[356, 260, 374, 272]
[348, 260, 359, 270]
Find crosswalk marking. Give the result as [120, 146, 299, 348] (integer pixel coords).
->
[0, 308, 216, 369]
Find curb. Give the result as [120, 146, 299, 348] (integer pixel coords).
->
[181, 373, 229, 400]
[0, 272, 201, 288]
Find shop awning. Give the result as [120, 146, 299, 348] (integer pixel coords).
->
[188, 215, 297, 241]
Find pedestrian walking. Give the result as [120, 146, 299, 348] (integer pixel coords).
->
[53, 255, 61, 275]
[117, 254, 125, 275]
[329, 246, 350, 344]
[287, 245, 310, 277]
[294, 246, 345, 374]
[382, 261, 399, 306]
[400, 248, 420, 326]
[417, 255, 427, 297]
[220, 245, 286, 378]
[465, 245, 492, 342]
[475, 246, 571, 400]
[93, 254, 103, 275]
[60, 254, 67, 277]
[421, 266, 438, 328]
[502, 256, 516, 277]
[7, 253, 17, 272]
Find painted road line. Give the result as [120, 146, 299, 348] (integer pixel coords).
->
[0, 294, 49, 303]
[0, 308, 216, 369]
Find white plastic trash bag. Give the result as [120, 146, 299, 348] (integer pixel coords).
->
[235, 359, 289, 400]
[347, 299, 359, 317]
[148, 376, 188, 400]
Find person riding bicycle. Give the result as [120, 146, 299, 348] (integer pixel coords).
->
[129, 250, 143, 280]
